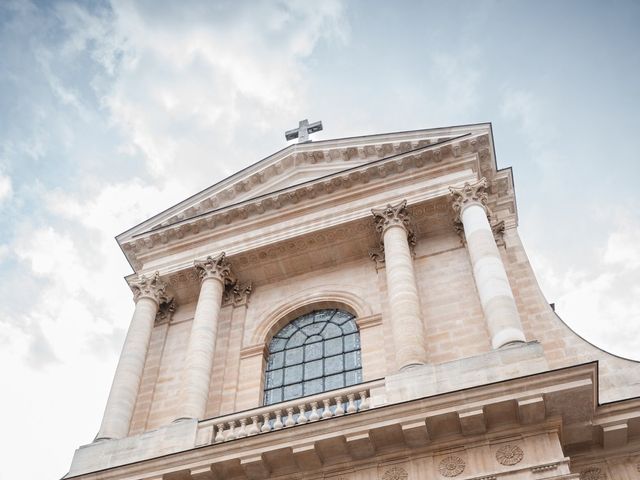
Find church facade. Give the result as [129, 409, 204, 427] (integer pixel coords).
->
[66, 124, 640, 480]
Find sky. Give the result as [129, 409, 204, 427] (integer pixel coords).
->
[0, 1, 639, 478]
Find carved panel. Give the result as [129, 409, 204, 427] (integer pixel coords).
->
[381, 466, 408, 480]
[495, 444, 524, 466]
[438, 455, 465, 477]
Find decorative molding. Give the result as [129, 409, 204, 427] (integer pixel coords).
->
[531, 463, 558, 473]
[449, 177, 489, 223]
[155, 297, 176, 324]
[128, 271, 170, 304]
[438, 455, 465, 477]
[495, 444, 524, 466]
[579, 467, 604, 480]
[195, 252, 236, 285]
[356, 314, 383, 329]
[223, 282, 252, 308]
[240, 343, 268, 360]
[369, 243, 386, 270]
[381, 466, 408, 480]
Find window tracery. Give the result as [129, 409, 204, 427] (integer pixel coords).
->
[264, 309, 362, 405]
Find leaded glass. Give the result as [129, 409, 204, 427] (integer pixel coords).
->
[263, 309, 363, 405]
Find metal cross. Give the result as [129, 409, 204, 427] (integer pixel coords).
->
[285, 119, 323, 143]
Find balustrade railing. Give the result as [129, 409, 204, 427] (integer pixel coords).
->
[198, 380, 384, 444]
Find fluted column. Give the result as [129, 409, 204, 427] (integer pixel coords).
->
[450, 178, 526, 349]
[96, 272, 168, 440]
[372, 200, 428, 370]
[176, 253, 233, 421]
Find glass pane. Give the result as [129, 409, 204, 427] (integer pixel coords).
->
[343, 333, 360, 351]
[304, 379, 323, 396]
[341, 320, 357, 334]
[331, 310, 352, 325]
[265, 388, 282, 404]
[345, 369, 362, 386]
[283, 383, 302, 401]
[344, 351, 360, 370]
[287, 330, 307, 348]
[325, 354, 344, 375]
[325, 373, 345, 390]
[313, 310, 335, 323]
[305, 334, 323, 344]
[269, 337, 287, 352]
[325, 337, 343, 356]
[304, 359, 323, 380]
[302, 322, 325, 336]
[268, 351, 284, 369]
[304, 342, 322, 361]
[266, 368, 283, 388]
[285, 346, 303, 366]
[321, 323, 342, 339]
[293, 314, 313, 327]
[278, 323, 298, 338]
[284, 365, 303, 384]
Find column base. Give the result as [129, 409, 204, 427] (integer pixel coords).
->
[491, 327, 526, 350]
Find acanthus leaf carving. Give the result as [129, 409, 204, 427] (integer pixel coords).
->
[195, 252, 236, 285]
[155, 297, 176, 324]
[369, 200, 416, 267]
[223, 282, 253, 308]
[449, 177, 490, 224]
[129, 271, 169, 305]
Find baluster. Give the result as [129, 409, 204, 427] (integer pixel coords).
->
[214, 423, 225, 443]
[297, 404, 308, 424]
[261, 413, 272, 432]
[273, 409, 284, 430]
[285, 407, 296, 427]
[248, 415, 260, 436]
[359, 390, 370, 410]
[236, 418, 248, 438]
[334, 396, 345, 416]
[309, 401, 320, 421]
[346, 393, 357, 413]
[322, 398, 333, 419]
[226, 420, 237, 440]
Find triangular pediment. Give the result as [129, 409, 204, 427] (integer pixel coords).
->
[117, 123, 495, 247]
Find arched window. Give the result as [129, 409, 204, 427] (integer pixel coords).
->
[264, 309, 362, 405]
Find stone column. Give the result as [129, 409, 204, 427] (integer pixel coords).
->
[450, 178, 526, 349]
[372, 200, 428, 370]
[175, 253, 233, 421]
[96, 272, 168, 440]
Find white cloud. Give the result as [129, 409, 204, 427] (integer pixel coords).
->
[0, 173, 13, 204]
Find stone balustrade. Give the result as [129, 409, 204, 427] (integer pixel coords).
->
[198, 380, 384, 444]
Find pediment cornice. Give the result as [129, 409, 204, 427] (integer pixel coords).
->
[120, 128, 508, 271]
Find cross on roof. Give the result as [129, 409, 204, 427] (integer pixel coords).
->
[285, 119, 323, 143]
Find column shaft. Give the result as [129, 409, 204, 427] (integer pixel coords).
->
[461, 203, 525, 348]
[97, 296, 158, 440]
[176, 276, 224, 420]
[383, 225, 428, 369]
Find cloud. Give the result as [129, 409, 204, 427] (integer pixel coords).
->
[0, 173, 12, 204]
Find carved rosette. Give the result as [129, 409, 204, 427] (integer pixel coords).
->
[580, 467, 604, 480]
[449, 177, 489, 223]
[381, 466, 408, 480]
[495, 444, 524, 466]
[438, 455, 465, 477]
[194, 252, 236, 285]
[129, 271, 169, 305]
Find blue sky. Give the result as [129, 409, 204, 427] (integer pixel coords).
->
[1, 1, 639, 478]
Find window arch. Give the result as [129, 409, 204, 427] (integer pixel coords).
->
[263, 309, 362, 405]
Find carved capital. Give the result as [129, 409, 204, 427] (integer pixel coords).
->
[129, 271, 169, 305]
[371, 200, 412, 235]
[449, 177, 489, 222]
[194, 252, 235, 285]
[223, 282, 253, 307]
[155, 297, 176, 324]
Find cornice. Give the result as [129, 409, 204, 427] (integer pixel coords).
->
[121, 133, 501, 271]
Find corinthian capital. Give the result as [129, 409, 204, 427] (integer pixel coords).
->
[449, 177, 489, 222]
[195, 252, 235, 285]
[371, 200, 413, 235]
[129, 271, 169, 304]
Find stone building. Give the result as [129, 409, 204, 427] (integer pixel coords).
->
[66, 123, 640, 479]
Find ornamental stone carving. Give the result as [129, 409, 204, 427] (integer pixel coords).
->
[580, 467, 604, 480]
[381, 466, 408, 480]
[195, 252, 236, 285]
[438, 455, 465, 477]
[155, 297, 176, 323]
[223, 281, 253, 307]
[495, 444, 524, 466]
[449, 177, 489, 223]
[372, 200, 413, 236]
[129, 271, 169, 304]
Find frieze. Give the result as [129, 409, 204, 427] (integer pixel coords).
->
[381, 466, 408, 480]
[495, 444, 523, 466]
